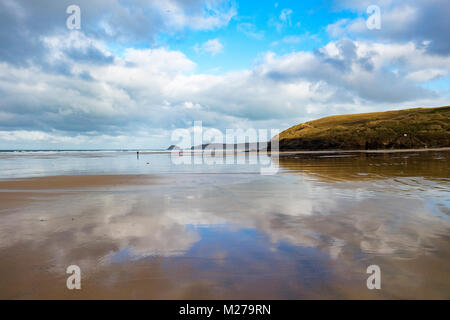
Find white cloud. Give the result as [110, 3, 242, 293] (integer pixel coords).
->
[1, 0, 447, 149]
[194, 38, 224, 56]
[152, 0, 236, 31]
[0, 32, 448, 148]
[405, 69, 447, 83]
[0, 0, 237, 65]
[327, 0, 450, 55]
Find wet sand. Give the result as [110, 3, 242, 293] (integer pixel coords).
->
[0, 174, 158, 190]
[0, 152, 449, 299]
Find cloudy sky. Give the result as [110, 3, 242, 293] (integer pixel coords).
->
[0, 0, 449, 149]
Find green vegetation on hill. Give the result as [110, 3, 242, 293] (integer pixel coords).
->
[274, 106, 450, 151]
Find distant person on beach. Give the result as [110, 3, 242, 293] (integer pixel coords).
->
[137, 151, 139, 159]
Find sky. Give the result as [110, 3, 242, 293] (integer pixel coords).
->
[0, 0, 449, 149]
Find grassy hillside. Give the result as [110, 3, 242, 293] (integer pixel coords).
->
[274, 106, 450, 151]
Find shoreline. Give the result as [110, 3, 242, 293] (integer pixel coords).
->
[1, 147, 448, 156]
[275, 146, 450, 155]
[156, 146, 450, 156]
[0, 148, 447, 185]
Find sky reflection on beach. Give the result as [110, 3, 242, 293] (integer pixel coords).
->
[0, 151, 449, 299]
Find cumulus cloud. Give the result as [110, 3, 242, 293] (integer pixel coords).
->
[1, 30, 447, 149]
[328, 0, 450, 55]
[0, 0, 448, 148]
[0, 0, 237, 66]
[258, 39, 449, 102]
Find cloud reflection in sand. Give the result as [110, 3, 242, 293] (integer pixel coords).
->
[0, 151, 448, 298]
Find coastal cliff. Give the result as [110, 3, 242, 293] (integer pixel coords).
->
[273, 106, 450, 151]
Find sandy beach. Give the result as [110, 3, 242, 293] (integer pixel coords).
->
[0, 151, 448, 299]
[0, 174, 159, 190]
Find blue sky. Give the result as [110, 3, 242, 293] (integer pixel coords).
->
[0, 0, 448, 149]
[153, 0, 353, 73]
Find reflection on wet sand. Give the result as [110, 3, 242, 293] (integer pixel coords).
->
[0, 152, 449, 299]
[279, 151, 450, 181]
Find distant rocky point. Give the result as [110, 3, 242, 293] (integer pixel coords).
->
[167, 145, 180, 151]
